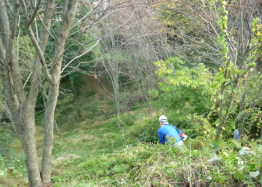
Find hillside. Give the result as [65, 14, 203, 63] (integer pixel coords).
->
[1, 89, 262, 186]
[1, 0, 262, 186]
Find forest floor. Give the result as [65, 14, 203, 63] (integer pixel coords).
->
[1, 95, 262, 186]
[0, 100, 155, 186]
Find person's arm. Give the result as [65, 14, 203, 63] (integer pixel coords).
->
[158, 130, 165, 144]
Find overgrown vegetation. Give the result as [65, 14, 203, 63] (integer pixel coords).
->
[1, 91, 262, 186]
[1, 0, 262, 186]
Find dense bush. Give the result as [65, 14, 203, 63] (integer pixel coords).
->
[121, 112, 135, 126]
[150, 57, 215, 138]
[126, 118, 159, 144]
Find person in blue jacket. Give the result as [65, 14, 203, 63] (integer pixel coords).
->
[158, 115, 186, 148]
[233, 129, 248, 140]
[233, 129, 239, 140]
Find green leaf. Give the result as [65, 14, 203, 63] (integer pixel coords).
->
[252, 18, 260, 26]
[217, 7, 222, 11]
[249, 164, 256, 170]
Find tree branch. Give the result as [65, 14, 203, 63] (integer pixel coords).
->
[36, 13, 56, 40]
[61, 39, 101, 73]
[27, 0, 42, 27]
[20, 0, 52, 82]
[26, 25, 52, 81]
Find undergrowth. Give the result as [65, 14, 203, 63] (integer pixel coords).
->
[1, 96, 262, 186]
[50, 139, 262, 186]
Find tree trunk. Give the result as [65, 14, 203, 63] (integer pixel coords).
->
[215, 78, 239, 141]
[215, 82, 226, 141]
[114, 77, 121, 129]
[1, 0, 79, 186]
[260, 126, 262, 138]
[238, 92, 246, 140]
[41, 83, 59, 187]
[0, 1, 43, 185]
[41, 0, 79, 186]
[238, 76, 249, 140]
[20, 103, 43, 187]
[116, 97, 121, 129]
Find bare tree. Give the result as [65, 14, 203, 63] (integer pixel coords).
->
[94, 0, 170, 121]
[122, 8, 171, 114]
[94, 0, 148, 128]
[0, 0, 79, 186]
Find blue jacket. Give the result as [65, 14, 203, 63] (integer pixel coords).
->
[158, 124, 182, 144]
[233, 129, 239, 140]
[233, 129, 247, 140]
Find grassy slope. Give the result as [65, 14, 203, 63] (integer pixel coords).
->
[0, 93, 153, 186]
[1, 94, 262, 187]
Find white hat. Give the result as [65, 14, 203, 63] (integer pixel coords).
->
[159, 115, 168, 123]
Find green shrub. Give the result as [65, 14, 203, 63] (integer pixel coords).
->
[87, 101, 102, 116]
[121, 112, 135, 126]
[86, 91, 96, 97]
[150, 57, 214, 139]
[126, 118, 159, 143]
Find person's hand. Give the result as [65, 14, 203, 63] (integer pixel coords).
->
[180, 133, 188, 141]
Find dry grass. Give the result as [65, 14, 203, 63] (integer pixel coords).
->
[10, 126, 45, 153]
[0, 176, 29, 187]
[10, 138, 23, 153]
[70, 134, 99, 144]
[77, 134, 99, 142]
[53, 153, 80, 164]
[78, 120, 93, 128]
[80, 75, 113, 100]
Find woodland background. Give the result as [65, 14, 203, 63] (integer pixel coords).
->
[1, 0, 262, 186]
